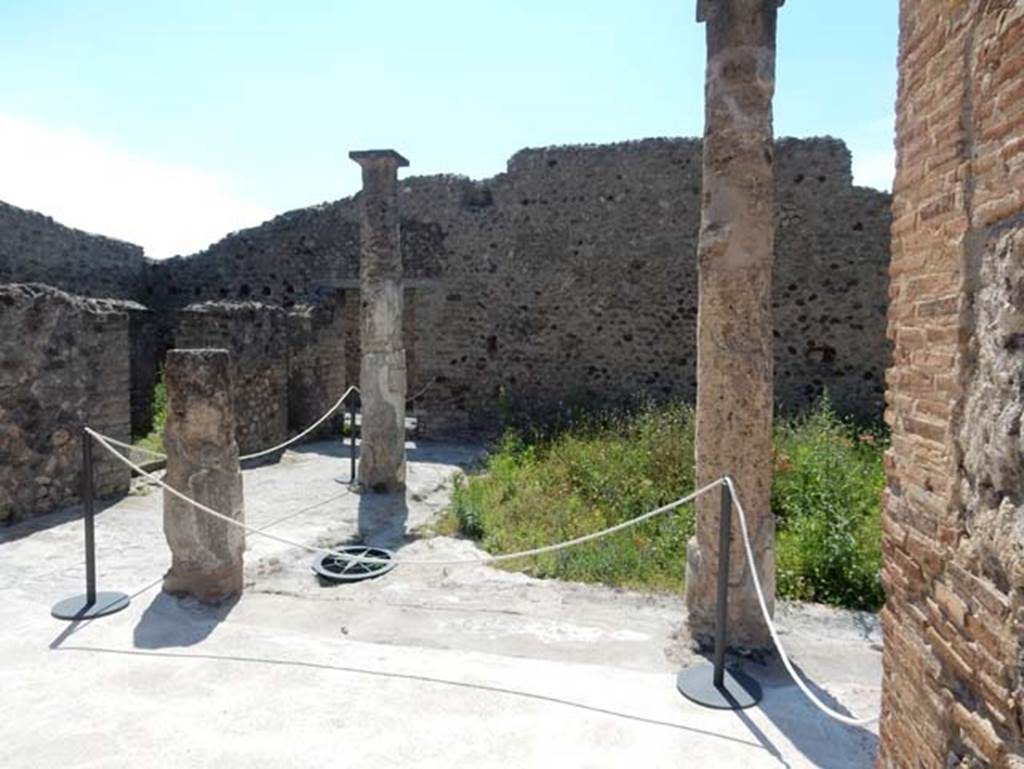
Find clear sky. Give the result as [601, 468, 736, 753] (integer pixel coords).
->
[0, 1, 897, 258]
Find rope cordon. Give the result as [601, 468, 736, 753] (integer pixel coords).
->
[87, 426, 877, 725]
[724, 476, 878, 726]
[115, 378, 435, 463]
[109, 386, 360, 463]
[87, 426, 714, 566]
[238, 385, 359, 461]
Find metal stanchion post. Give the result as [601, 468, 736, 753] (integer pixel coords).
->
[349, 398, 357, 483]
[676, 476, 762, 709]
[51, 427, 131, 620]
[334, 397, 359, 486]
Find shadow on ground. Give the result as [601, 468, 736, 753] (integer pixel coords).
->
[0, 498, 119, 546]
[714, 652, 878, 769]
[355, 491, 410, 550]
[52, 643, 764, 752]
[132, 591, 238, 649]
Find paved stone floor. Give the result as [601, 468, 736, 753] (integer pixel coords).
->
[0, 439, 881, 768]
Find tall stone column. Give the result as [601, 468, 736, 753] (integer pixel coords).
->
[162, 349, 245, 603]
[685, 0, 782, 649]
[350, 149, 409, 493]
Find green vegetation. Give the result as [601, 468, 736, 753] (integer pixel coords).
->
[772, 400, 886, 609]
[443, 396, 886, 610]
[133, 368, 167, 455]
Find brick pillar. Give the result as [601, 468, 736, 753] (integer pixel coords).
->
[162, 349, 245, 603]
[350, 149, 409, 493]
[685, 0, 782, 649]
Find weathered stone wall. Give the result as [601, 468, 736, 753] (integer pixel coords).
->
[125, 306, 161, 438]
[286, 292, 346, 441]
[143, 137, 891, 435]
[173, 302, 290, 456]
[143, 205, 360, 313]
[0, 284, 131, 521]
[0, 135, 892, 518]
[0, 201, 160, 437]
[879, 3, 1024, 767]
[0, 201, 147, 300]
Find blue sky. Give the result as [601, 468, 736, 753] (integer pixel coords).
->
[0, 1, 897, 257]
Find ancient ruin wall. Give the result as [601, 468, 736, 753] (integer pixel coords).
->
[286, 293, 347, 441]
[120, 305, 161, 438]
[879, 3, 1024, 767]
[0, 201, 147, 300]
[144, 137, 891, 434]
[173, 302, 290, 456]
[0, 284, 131, 521]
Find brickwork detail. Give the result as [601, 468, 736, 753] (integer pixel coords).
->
[879, 3, 1024, 766]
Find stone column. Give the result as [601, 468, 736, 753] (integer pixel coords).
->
[685, 0, 782, 648]
[162, 349, 245, 603]
[350, 149, 409, 493]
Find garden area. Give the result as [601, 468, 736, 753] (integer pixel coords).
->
[440, 396, 886, 611]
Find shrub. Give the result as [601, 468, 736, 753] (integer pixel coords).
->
[133, 367, 167, 455]
[449, 402, 698, 592]
[772, 396, 886, 609]
[445, 396, 886, 610]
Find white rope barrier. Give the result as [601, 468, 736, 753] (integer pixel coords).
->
[86, 423, 878, 725]
[94, 435, 167, 462]
[724, 476, 878, 726]
[239, 385, 359, 461]
[114, 377, 433, 464]
[87, 425, 713, 566]
[406, 379, 436, 404]
[113, 386, 360, 463]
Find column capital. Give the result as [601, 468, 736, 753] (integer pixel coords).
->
[697, 0, 784, 23]
[349, 149, 410, 168]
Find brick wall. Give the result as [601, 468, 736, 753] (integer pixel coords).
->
[0, 284, 131, 521]
[879, 2, 1024, 766]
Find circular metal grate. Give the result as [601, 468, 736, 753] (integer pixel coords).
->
[313, 546, 396, 582]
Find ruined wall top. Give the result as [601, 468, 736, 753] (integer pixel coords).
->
[0, 282, 147, 316]
[0, 201, 147, 300]
[1, 136, 872, 312]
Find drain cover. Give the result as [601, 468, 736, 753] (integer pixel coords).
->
[313, 546, 396, 582]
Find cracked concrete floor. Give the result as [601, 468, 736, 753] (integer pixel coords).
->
[0, 438, 881, 768]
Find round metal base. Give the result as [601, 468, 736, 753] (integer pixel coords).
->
[676, 662, 763, 710]
[313, 546, 396, 582]
[51, 591, 131, 620]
